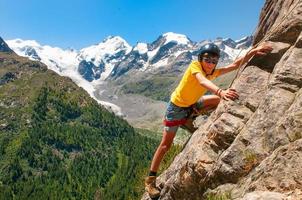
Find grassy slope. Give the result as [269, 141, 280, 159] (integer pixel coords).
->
[120, 75, 178, 102]
[0, 52, 182, 199]
[120, 70, 237, 103]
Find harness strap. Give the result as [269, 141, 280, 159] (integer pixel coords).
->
[163, 119, 187, 127]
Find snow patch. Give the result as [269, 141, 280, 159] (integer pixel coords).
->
[173, 50, 185, 58]
[133, 42, 148, 54]
[151, 57, 169, 69]
[224, 45, 250, 60]
[235, 36, 249, 43]
[147, 46, 160, 60]
[163, 32, 190, 45]
[7, 39, 41, 48]
[100, 63, 115, 80]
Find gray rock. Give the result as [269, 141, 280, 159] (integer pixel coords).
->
[241, 191, 286, 200]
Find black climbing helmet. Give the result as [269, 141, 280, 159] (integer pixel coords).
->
[198, 43, 220, 61]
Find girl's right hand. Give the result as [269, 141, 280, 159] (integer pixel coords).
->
[220, 88, 239, 101]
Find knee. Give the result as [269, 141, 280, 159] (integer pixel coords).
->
[202, 95, 220, 107]
[210, 96, 220, 106]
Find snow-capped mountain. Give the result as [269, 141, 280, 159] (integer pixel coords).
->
[110, 34, 252, 79]
[6, 36, 133, 82]
[78, 36, 132, 80]
[5, 33, 252, 118]
[110, 32, 194, 78]
[6, 39, 97, 102]
[7, 39, 79, 73]
[6, 33, 252, 83]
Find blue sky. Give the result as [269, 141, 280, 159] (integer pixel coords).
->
[1, 0, 264, 49]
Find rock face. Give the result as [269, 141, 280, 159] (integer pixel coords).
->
[0, 37, 14, 53]
[142, 0, 302, 199]
[78, 60, 104, 81]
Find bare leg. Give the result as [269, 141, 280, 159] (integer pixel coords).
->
[150, 130, 176, 172]
[199, 95, 220, 112]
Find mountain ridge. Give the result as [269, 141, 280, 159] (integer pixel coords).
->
[6, 33, 252, 82]
[0, 37, 14, 53]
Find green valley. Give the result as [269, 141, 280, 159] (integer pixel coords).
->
[0, 52, 181, 199]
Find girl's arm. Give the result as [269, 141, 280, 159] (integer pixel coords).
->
[219, 43, 273, 76]
[195, 73, 239, 101]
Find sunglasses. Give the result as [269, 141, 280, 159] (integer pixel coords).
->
[202, 57, 218, 65]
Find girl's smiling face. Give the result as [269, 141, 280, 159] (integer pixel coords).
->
[201, 53, 219, 75]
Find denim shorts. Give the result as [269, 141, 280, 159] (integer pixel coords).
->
[163, 100, 204, 133]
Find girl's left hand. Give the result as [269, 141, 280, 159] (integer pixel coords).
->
[252, 42, 273, 56]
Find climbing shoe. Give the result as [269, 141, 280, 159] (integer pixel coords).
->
[145, 176, 160, 198]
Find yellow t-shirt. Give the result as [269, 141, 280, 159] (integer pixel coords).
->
[171, 61, 221, 107]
